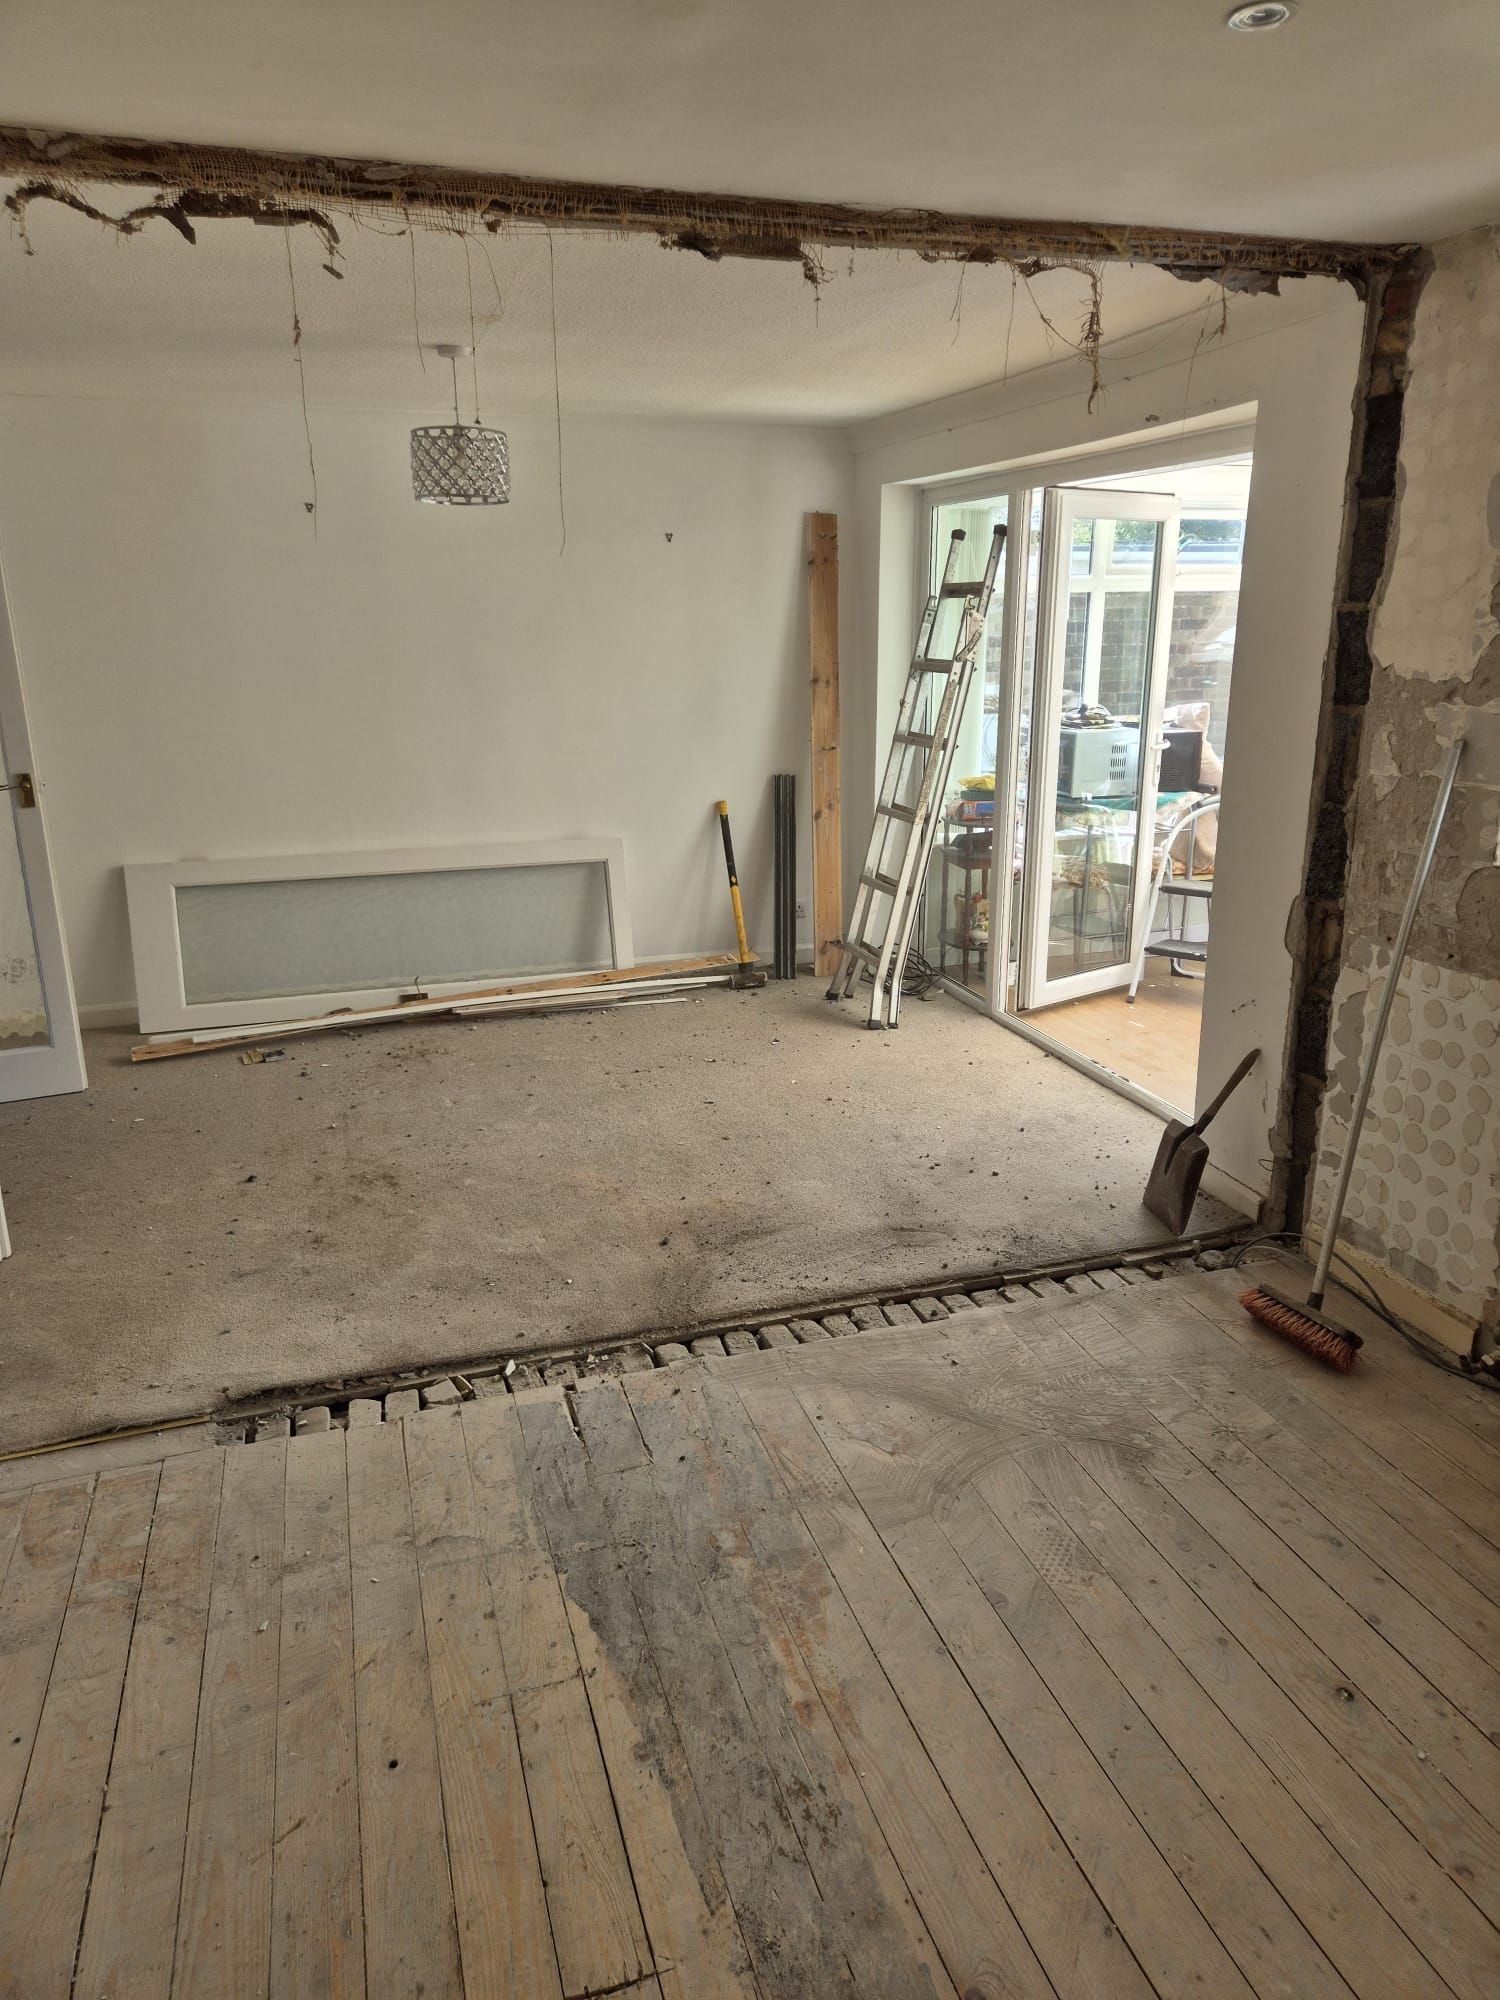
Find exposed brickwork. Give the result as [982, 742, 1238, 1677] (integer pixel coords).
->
[1274, 254, 1431, 1232]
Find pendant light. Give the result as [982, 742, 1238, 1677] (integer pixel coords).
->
[411, 343, 510, 505]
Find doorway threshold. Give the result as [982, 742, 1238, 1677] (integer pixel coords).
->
[941, 974, 1186, 1122]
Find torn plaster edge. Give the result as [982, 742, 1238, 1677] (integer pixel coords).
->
[1299, 1222, 1479, 1359]
[1268, 252, 1432, 1232]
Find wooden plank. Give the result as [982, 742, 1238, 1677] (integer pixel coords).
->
[132, 953, 746, 1061]
[346, 1419, 464, 2000]
[403, 1409, 562, 2000]
[626, 1373, 954, 2000]
[270, 1428, 364, 2000]
[1067, 1424, 1500, 1939]
[502, 1394, 662, 1997]
[0, 1464, 159, 1998]
[0, 1478, 93, 1874]
[799, 1376, 1258, 2000]
[1138, 1382, 1500, 1823]
[683, 1370, 1051, 2000]
[976, 1449, 1443, 2000]
[1158, 1385, 1500, 1746]
[1024, 1438, 1500, 2000]
[458, 1396, 575, 1697]
[562, 1541, 760, 2000]
[938, 1458, 1357, 1999]
[1090, 1285, 1500, 1601]
[0, 1491, 27, 1594]
[807, 511, 841, 976]
[0, 1425, 217, 1497]
[74, 1450, 224, 2000]
[171, 1440, 286, 2000]
[739, 1378, 1156, 2000]
[1095, 1290, 1500, 1665]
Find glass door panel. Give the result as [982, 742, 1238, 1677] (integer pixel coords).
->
[1018, 488, 1178, 1011]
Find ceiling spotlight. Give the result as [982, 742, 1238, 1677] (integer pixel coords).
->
[1227, 2, 1297, 27]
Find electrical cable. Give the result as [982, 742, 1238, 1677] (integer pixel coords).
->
[1229, 1231, 1500, 1394]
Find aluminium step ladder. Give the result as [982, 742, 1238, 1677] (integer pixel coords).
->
[827, 521, 1006, 1028]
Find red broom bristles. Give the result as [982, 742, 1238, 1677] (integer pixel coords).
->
[1239, 1288, 1360, 1372]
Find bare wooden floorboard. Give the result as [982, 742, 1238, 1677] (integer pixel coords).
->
[404, 1407, 563, 2000]
[1067, 1423, 1500, 1936]
[508, 1393, 656, 1999]
[0, 1492, 29, 1593]
[976, 1446, 1450, 2000]
[0, 1428, 219, 1499]
[172, 1440, 285, 2000]
[627, 1372, 955, 2000]
[347, 1418, 464, 2000]
[0, 1479, 92, 1880]
[740, 1374, 1158, 2000]
[799, 1374, 1259, 2000]
[1089, 1287, 1500, 1600]
[1088, 1292, 1500, 1674]
[1129, 1380, 1500, 1833]
[6, 1267, 1498, 2000]
[74, 1449, 224, 2000]
[271, 1428, 364, 2000]
[937, 1456, 1358, 2000]
[0, 1463, 158, 1999]
[687, 1370, 1056, 2000]
[1025, 1438, 1500, 2000]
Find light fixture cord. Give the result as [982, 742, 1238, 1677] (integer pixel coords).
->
[449, 351, 461, 427]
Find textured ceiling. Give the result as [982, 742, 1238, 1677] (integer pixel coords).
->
[3, 1, 1497, 243]
[0, 188, 1252, 422]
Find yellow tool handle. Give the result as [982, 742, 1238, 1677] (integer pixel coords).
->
[716, 800, 753, 966]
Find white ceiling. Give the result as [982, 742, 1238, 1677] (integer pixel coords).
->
[4, 1, 1497, 244]
[0, 185, 1258, 422]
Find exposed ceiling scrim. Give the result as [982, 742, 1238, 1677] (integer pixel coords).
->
[0, 123, 1404, 420]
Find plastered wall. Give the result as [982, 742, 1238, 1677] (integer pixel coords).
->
[849, 288, 1367, 1206]
[1311, 225, 1500, 1342]
[0, 399, 851, 1015]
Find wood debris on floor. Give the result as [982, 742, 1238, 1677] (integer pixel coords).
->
[1, 1257, 1498, 1997]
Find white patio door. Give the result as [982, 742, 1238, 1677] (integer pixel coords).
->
[1, 543, 85, 1101]
[1017, 486, 1178, 1010]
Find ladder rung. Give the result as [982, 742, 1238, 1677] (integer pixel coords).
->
[938, 581, 983, 599]
[914, 660, 957, 674]
[1143, 942, 1208, 962]
[880, 803, 918, 824]
[861, 869, 902, 895]
[895, 730, 936, 747]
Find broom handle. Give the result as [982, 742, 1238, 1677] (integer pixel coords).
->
[1310, 735, 1464, 1308]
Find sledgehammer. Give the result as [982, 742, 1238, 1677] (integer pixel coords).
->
[716, 800, 767, 989]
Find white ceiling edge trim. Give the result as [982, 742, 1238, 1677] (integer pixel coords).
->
[849, 286, 1354, 459]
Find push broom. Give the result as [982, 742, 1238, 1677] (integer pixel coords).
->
[1241, 734, 1464, 1370]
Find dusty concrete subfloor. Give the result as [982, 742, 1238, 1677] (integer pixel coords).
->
[0, 982, 1238, 1450]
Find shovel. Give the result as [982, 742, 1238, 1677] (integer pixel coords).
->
[1143, 1049, 1259, 1234]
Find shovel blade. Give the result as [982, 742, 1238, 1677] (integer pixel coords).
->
[1143, 1122, 1210, 1235]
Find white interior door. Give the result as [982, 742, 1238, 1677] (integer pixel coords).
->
[1, 543, 85, 1102]
[1018, 486, 1178, 1011]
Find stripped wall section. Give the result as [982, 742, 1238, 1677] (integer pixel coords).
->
[1310, 224, 1500, 1349]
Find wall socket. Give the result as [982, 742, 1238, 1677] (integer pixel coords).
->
[795, 900, 807, 918]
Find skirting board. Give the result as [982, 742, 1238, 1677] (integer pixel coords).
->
[1301, 1223, 1479, 1358]
[125, 837, 633, 1034]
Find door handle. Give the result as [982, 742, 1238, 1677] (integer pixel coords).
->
[1, 772, 36, 808]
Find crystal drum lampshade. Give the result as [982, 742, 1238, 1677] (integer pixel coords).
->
[410, 422, 510, 505]
[411, 344, 510, 505]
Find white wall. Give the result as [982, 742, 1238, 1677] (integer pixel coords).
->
[847, 287, 1368, 1204]
[0, 398, 851, 1014]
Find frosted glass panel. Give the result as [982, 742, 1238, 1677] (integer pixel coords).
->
[175, 862, 612, 1005]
